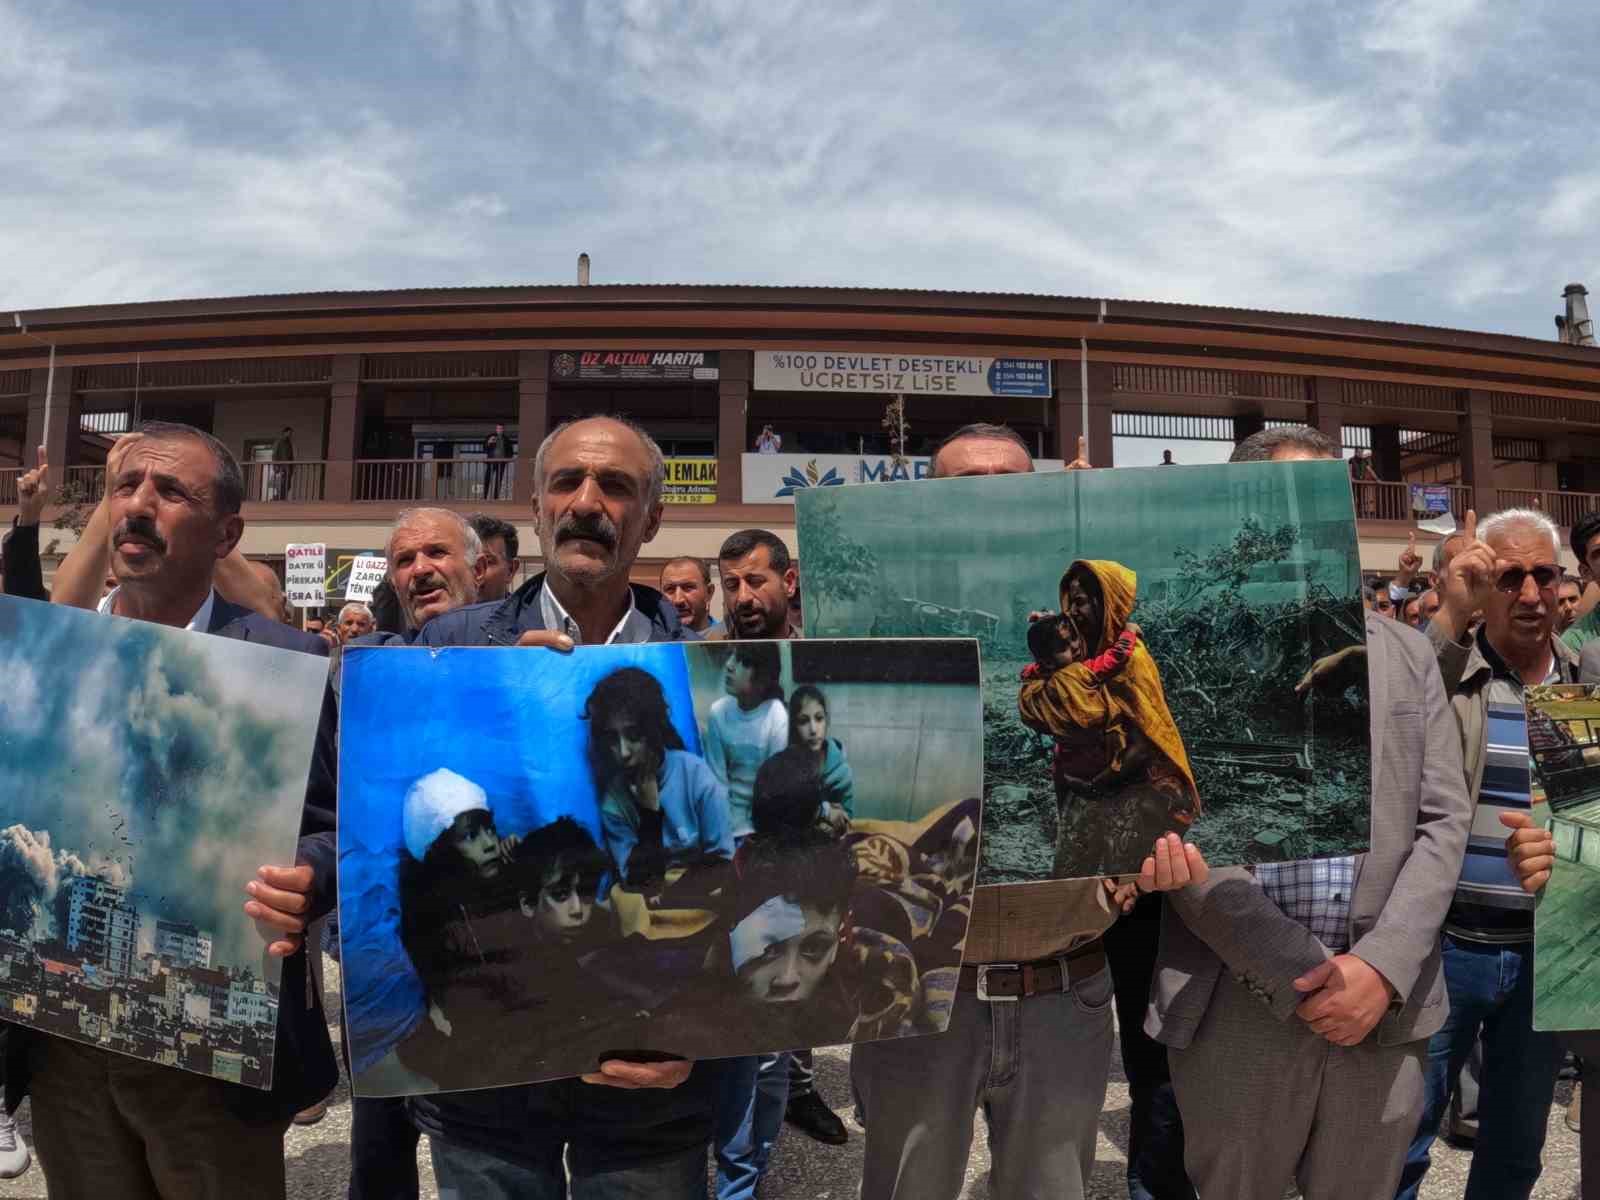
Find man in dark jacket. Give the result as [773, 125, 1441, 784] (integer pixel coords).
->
[2, 445, 48, 600]
[271, 425, 295, 500]
[405, 415, 716, 1198]
[2, 421, 338, 1200]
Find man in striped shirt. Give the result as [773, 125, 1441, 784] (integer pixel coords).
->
[1397, 507, 1581, 1200]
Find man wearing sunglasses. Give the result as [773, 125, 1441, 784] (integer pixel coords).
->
[1395, 508, 1580, 1200]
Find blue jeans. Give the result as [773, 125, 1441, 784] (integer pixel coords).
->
[714, 1053, 790, 1200]
[1395, 936, 1563, 1200]
[430, 1137, 705, 1200]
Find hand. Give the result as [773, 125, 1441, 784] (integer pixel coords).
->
[581, 1058, 694, 1090]
[631, 770, 661, 813]
[105, 431, 143, 484]
[497, 834, 522, 864]
[317, 628, 339, 651]
[1397, 531, 1422, 587]
[516, 630, 575, 651]
[1293, 954, 1395, 1046]
[429, 1002, 454, 1037]
[1123, 621, 1142, 640]
[1295, 645, 1364, 696]
[824, 806, 852, 836]
[245, 864, 314, 957]
[1436, 510, 1495, 641]
[1103, 876, 1140, 914]
[17, 445, 48, 526]
[1501, 810, 1555, 894]
[1066, 435, 1092, 471]
[1138, 832, 1209, 891]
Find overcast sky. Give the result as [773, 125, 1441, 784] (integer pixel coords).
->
[3, 0, 1595, 341]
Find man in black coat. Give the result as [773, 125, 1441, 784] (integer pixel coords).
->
[2, 421, 338, 1200]
[405, 415, 716, 1199]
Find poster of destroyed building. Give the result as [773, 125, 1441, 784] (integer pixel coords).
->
[796, 458, 1371, 884]
[338, 638, 981, 1097]
[1528, 685, 1600, 1032]
[0, 594, 327, 1087]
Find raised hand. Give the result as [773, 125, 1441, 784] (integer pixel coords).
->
[1138, 832, 1209, 891]
[16, 444, 48, 526]
[1066, 435, 1092, 471]
[1436, 509, 1494, 641]
[1397, 531, 1422, 586]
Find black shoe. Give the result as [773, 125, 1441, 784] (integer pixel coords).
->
[785, 1090, 848, 1145]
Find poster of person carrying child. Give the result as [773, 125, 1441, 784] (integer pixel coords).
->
[796, 458, 1372, 883]
[337, 638, 982, 1096]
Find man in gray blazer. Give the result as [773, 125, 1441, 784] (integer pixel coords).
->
[1144, 425, 1473, 1200]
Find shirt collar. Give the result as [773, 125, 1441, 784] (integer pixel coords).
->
[99, 587, 218, 633]
[539, 580, 650, 646]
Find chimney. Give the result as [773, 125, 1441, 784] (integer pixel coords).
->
[1560, 283, 1596, 347]
[577, 253, 591, 286]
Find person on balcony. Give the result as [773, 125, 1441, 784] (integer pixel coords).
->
[271, 425, 295, 501]
[484, 424, 513, 500]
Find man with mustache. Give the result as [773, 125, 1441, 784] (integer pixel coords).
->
[6, 421, 338, 1200]
[405, 415, 713, 1200]
[707, 529, 798, 642]
[386, 507, 482, 632]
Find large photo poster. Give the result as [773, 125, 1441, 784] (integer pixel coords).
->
[1528, 685, 1600, 1032]
[0, 594, 326, 1088]
[338, 638, 982, 1097]
[795, 459, 1372, 884]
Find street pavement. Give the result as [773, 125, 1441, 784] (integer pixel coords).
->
[0, 961, 1582, 1197]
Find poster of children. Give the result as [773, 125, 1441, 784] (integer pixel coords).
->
[795, 458, 1372, 884]
[337, 638, 982, 1097]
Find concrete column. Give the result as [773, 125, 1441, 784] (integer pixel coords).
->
[1371, 424, 1402, 484]
[514, 350, 550, 506]
[24, 363, 76, 474]
[1309, 377, 1344, 447]
[1053, 358, 1077, 460]
[718, 351, 751, 504]
[1055, 355, 1114, 465]
[324, 354, 362, 502]
[1460, 389, 1497, 516]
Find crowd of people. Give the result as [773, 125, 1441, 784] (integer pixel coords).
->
[1, 412, 1598, 1200]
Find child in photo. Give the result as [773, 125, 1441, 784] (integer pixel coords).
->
[586, 667, 734, 888]
[703, 643, 789, 839]
[788, 684, 853, 834]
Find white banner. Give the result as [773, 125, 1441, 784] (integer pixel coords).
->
[754, 351, 1051, 397]
[285, 543, 326, 608]
[742, 453, 1064, 505]
[344, 555, 387, 603]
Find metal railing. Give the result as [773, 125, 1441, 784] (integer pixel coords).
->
[0, 469, 19, 506]
[242, 460, 327, 503]
[1497, 489, 1600, 529]
[353, 458, 516, 503]
[62, 465, 106, 504]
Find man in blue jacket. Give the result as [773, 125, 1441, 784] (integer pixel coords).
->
[3, 421, 337, 1200]
[406, 414, 716, 1199]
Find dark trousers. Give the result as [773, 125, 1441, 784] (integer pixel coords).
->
[1564, 1032, 1600, 1198]
[485, 462, 508, 500]
[353, 1096, 422, 1200]
[1105, 893, 1196, 1200]
[26, 1034, 290, 1200]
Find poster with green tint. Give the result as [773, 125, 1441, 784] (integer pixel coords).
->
[1528, 685, 1600, 1032]
[795, 459, 1372, 885]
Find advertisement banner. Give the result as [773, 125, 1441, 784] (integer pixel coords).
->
[662, 457, 717, 504]
[345, 555, 388, 603]
[285, 543, 326, 608]
[754, 352, 1051, 398]
[741, 453, 1064, 505]
[551, 350, 720, 383]
[1409, 484, 1452, 517]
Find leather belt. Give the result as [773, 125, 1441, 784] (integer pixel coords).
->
[957, 941, 1108, 1002]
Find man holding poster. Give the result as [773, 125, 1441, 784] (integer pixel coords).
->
[5, 421, 339, 1200]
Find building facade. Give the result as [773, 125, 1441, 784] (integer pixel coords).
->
[155, 919, 213, 970]
[4, 285, 1599, 600]
[64, 876, 141, 978]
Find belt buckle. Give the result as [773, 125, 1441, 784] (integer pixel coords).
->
[976, 963, 1019, 1002]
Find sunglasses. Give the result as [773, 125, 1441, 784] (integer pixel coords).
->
[1495, 564, 1561, 594]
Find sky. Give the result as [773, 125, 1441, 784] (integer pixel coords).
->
[2, 0, 1597, 342]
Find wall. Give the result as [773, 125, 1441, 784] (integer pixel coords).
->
[211, 393, 328, 464]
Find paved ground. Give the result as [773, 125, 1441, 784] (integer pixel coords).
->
[0, 960, 1584, 1197]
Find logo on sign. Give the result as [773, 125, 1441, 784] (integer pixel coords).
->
[776, 460, 846, 497]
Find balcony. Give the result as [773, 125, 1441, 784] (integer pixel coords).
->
[353, 458, 516, 504]
[1351, 481, 1472, 522]
[241, 460, 327, 504]
[1497, 489, 1600, 529]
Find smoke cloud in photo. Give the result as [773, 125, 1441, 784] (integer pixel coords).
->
[0, 596, 325, 971]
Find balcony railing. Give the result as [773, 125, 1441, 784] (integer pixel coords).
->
[242, 460, 327, 503]
[1350, 481, 1472, 522]
[0, 468, 19, 506]
[1497, 489, 1600, 529]
[62, 465, 106, 504]
[353, 458, 517, 503]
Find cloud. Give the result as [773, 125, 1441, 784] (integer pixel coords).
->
[0, 0, 1592, 339]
